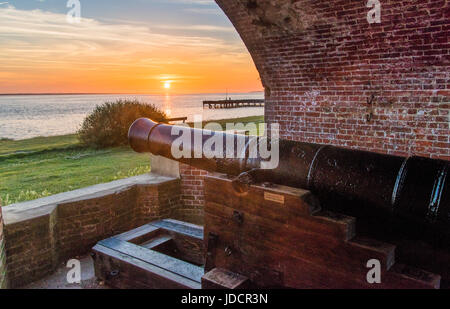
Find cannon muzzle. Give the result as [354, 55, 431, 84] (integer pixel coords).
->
[129, 118, 261, 176]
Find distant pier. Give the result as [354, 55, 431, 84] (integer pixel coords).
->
[203, 99, 264, 109]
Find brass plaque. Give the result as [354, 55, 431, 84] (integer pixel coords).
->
[264, 192, 285, 204]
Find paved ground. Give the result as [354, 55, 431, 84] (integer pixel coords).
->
[24, 255, 108, 289]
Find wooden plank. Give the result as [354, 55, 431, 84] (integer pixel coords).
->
[140, 235, 173, 249]
[205, 176, 314, 220]
[385, 264, 440, 289]
[204, 207, 394, 276]
[98, 237, 204, 283]
[150, 219, 203, 240]
[205, 175, 355, 241]
[149, 219, 204, 265]
[93, 244, 201, 289]
[202, 227, 357, 288]
[202, 268, 250, 289]
[204, 224, 438, 289]
[313, 210, 356, 241]
[115, 224, 160, 243]
[204, 176, 440, 289]
[394, 239, 450, 288]
[348, 236, 396, 270]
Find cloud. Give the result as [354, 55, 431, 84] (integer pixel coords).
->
[0, 5, 261, 93]
[0, 5, 247, 71]
[184, 8, 222, 15]
[163, 0, 215, 5]
[154, 24, 235, 32]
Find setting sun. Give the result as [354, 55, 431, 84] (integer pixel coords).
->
[0, 2, 262, 94]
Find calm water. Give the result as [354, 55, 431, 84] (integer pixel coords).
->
[0, 93, 264, 140]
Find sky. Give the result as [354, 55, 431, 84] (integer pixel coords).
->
[0, 0, 262, 94]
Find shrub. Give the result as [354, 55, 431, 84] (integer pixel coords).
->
[77, 100, 167, 148]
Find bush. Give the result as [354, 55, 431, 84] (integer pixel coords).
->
[78, 100, 167, 148]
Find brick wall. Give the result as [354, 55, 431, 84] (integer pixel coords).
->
[56, 187, 139, 261]
[178, 0, 449, 216]
[177, 164, 207, 225]
[3, 177, 181, 288]
[137, 180, 181, 221]
[0, 207, 7, 288]
[215, 0, 449, 159]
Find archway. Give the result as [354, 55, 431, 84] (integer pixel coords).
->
[215, 0, 449, 160]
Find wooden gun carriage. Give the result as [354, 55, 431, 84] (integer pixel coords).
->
[92, 118, 449, 289]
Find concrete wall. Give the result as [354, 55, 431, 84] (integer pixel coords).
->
[0, 207, 7, 289]
[2, 174, 181, 288]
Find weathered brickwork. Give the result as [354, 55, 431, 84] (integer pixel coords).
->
[177, 164, 207, 225]
[137, 180, 182, 223]
[179, 0, 449, 217]
[5, 212, 57, 288]
[216, 0, 449, 159]
[3, 178, 181, 288]
[56, 187, 139, 262]
[0, 207, 7, 289]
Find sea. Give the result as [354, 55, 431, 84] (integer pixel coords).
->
[0, 93, 264, 140]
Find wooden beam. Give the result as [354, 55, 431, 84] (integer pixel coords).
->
[202, 268, 250, 289]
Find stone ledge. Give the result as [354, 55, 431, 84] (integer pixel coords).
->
[2, 173, 181, 288]
[3, 174, 175, 225]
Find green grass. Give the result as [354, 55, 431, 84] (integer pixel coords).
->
[0, 115, 264, 206]
[0, 134, 80, 157]
[0, 135, 151, 206]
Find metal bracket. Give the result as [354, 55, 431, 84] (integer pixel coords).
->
[232, 211, 244, 225]
[366, 94, 376, 122]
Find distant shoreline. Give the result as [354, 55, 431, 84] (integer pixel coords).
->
[1, 115, 264, 142]
[0, 93, 120, 96]
[0, 93, 264, 140]
[0, 91, 264, 96]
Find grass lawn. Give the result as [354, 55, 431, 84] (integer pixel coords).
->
[0, 135, 151, 206]
[0, 115, 264, 206]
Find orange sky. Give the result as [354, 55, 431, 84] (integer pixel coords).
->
[0, 5, 262, 94]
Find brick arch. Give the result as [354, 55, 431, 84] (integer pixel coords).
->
[215, 0, 449, 159]
[178, 0, 448, 224]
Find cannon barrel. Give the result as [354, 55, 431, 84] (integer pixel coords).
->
[129, 118, 450, 245]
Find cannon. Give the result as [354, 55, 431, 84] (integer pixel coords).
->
[128, 118, 450, 245]
[94, 117, 450, 289]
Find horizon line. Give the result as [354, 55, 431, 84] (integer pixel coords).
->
[0, 90, 264, 96]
